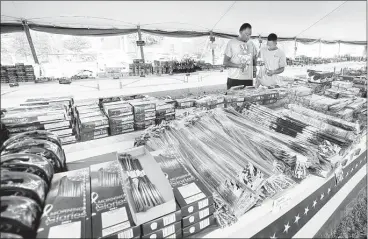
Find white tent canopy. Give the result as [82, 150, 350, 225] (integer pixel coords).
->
[1, 1, 366, 41]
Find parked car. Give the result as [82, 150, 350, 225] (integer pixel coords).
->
[9, 82, 19, 87]
[59, 77, 72, 84]
[72, 70, 94, 79]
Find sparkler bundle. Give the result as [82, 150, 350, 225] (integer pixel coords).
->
[288, 104, 359, 132]
[242, 103, 352, 151]
[140, 109, 301, 225]
[224, 107, 332, 178]
[118, 154, 165, 212]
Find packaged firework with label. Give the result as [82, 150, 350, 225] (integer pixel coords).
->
[90, 160, 137, 239]
[37, 168, 92, 239]
[141, 204, 181, 235]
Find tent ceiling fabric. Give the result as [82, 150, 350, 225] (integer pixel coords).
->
[1, 1, 366, 42]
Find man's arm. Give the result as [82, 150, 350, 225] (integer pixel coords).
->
[223, 55, 241, 68]
[267, 50, 286, 76]
[223, 40, 242, 69]
[267, 67, 284, 76]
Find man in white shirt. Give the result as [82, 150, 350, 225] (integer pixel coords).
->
[257, 33, 287, 87]
[223, 23, 257, 90]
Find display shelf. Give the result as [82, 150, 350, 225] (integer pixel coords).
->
[63, 132, 367, 239]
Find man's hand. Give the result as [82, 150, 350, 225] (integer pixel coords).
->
[266, 69, 274, 76]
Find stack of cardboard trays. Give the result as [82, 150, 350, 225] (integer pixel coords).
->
[102, 100, 134, 136]
[74, 99, 109, 142]
[129, 99, 156, 130]
[151, 151, 216, 238]
[2, 97, 75, 144]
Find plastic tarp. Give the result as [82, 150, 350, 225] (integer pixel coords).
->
[1, 1, 366, 44]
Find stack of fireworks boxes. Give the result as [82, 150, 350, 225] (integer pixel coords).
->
[195, 95, 225, 110]
[129, 99, 156, 130]
[155, 101, 176, 125]
[0, 65, 8, 83]
[101, 99, 135, 136]
[74, 98, 109, 142]
[152, 152, 216, 238]
[5, 65, 17, 83]
[1, 96, 76, 145]
[153, 61, 162, 76]
[0, 64, 35, 83]
[129, 59, 153, 76]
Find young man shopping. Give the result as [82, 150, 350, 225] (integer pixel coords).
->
[257, 33, 287, 87]
[223, 23, 257, 90]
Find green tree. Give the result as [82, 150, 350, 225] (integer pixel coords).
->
[63, 36, 91, 53]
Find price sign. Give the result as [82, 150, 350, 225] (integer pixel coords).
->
[136, 40, 146, 46]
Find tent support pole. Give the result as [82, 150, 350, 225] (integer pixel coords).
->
[210, 32, 215, 65]
[318, 39, 321, 58]
[22, 20, 39, 65]
[338, 41, 341, 58]
[137, 25, 145, 63]
[294, 38, 297, 59]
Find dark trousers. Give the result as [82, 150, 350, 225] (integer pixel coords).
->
[227, 78, 253, 90]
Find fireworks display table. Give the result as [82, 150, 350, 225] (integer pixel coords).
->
[64, 130, 366, 238]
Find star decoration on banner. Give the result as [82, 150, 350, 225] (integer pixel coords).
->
[351, 168, 354, 173]
[270, 233, 277, 239]
[346, 172, 349, 177]
[284, 222, 290, 233]
[320, 193, 324, 200]
[304, 206, 309, 215]
[294, 214, 300, 224]
[327, 188, 331, 194]
[355, 164, 358, 168]
[313, 200, 317, 208]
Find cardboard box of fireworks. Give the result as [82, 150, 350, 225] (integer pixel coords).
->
[37, 168, 92, 239]
[117, 146, 177, 227]
[66, 151, 140, 238]
[129, 100, 156, 130]
[151, 151, 216, 236]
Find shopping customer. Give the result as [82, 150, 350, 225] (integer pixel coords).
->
[256, 33, 287, 88]
[223, 23, 257, 90]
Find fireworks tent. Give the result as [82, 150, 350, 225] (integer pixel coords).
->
[0, 1, 367, 239]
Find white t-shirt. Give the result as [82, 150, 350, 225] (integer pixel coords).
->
[258, 47, 287, 86]
[224, 39, 257, 80]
